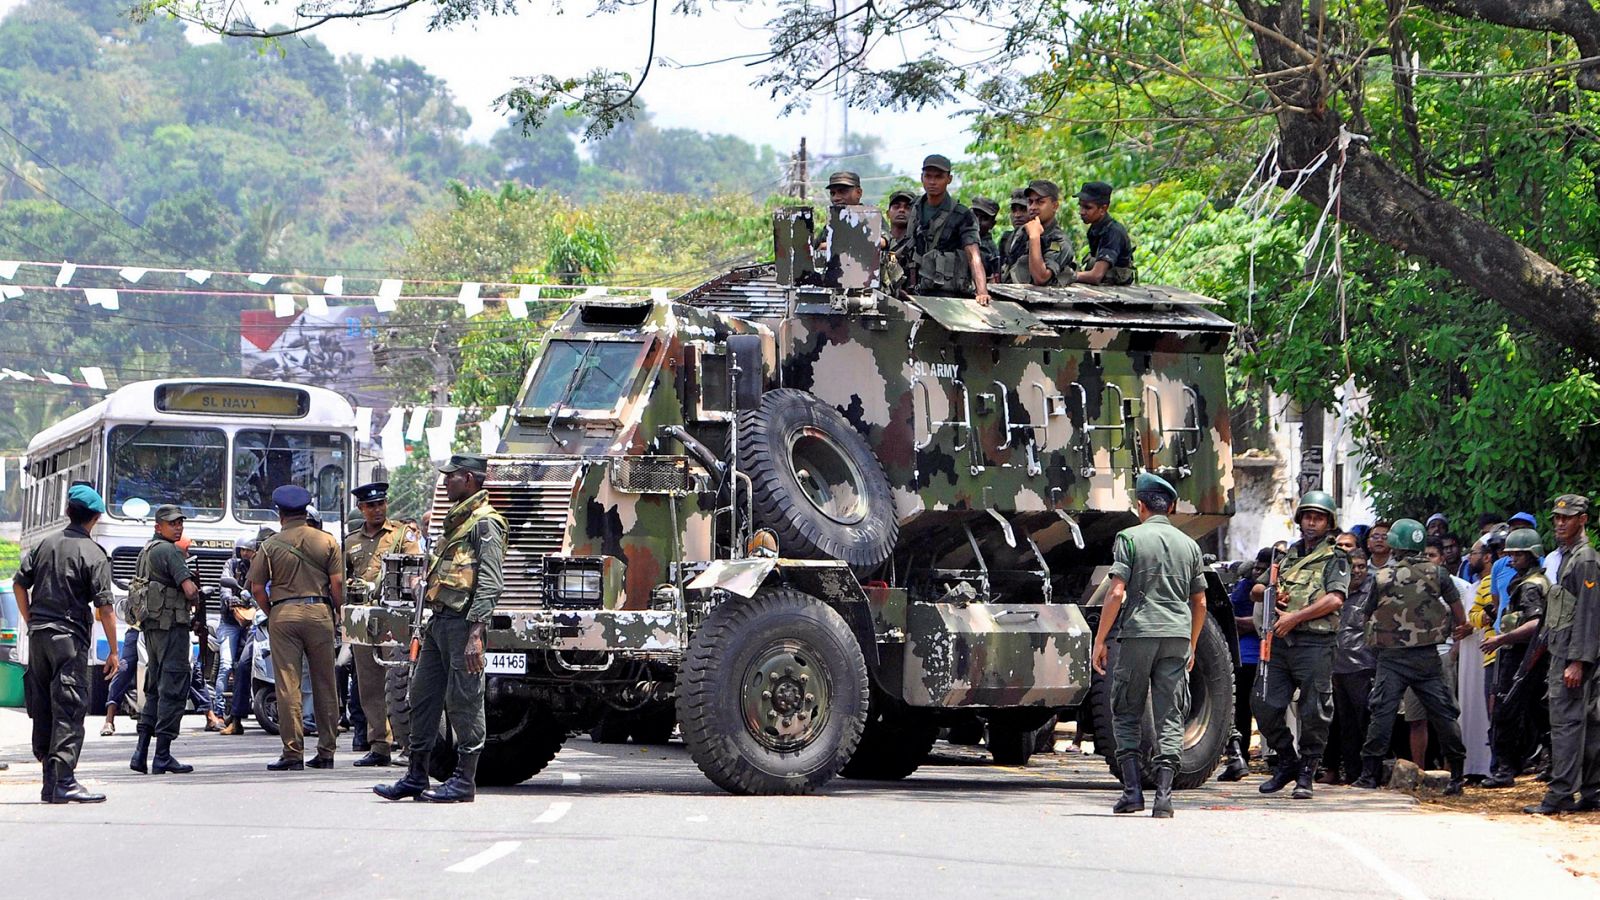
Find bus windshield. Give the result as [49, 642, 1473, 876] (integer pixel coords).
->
[108, 426, 227, 520]
[522, 340, 644, 412]
[234, 430, 350, 522]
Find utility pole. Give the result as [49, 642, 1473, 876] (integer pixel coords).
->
[787, 137, 808, 199]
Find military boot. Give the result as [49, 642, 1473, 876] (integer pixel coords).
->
[353, 749, 392, 768]
[1151, 763, 1176, 819]
[420, 753, 479, 803]
[1352, 756, 1383, 789]
[1523, 794, 1577, 816]
[373, 751, 430, 801]
[41, 758, 56, 803]
[1443, 758, 1466, 796]
[1112, 755, 1145, 814]
[152, 737, 193, 774]
[1217, 736, 1248, 782]
[1291, 759, 1315, 799]
[1258, 756, 1298, 794]
[1574, 792, 1600, 813]
[129, 726, 152, 774]
[50, 768, 106, 804]
[1481, 765, 1517, 789]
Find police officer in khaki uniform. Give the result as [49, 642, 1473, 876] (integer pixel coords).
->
[345, 481, 421, 768]
[1526, 494, 1600, 814]
[376, 454, 507, 803]
[248, 484, 344, 771]
[1091, 472, 1208, 818]
[1252, 490, 1350, 800]
[129, 504, 202, 776]
[14, 484, 119, 803]
[1351, 518, 1470, 794]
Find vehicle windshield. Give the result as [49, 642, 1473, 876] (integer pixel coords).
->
[108, 426, 227, 520]
[522, 340, 644, 412]
[234, 430, 350, 523]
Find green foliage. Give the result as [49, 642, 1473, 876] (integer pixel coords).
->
[0, 538, 19, 578]
[383, 445, 439, 525]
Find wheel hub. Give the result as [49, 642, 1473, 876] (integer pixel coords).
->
[742, 641, 830, 751]
[787, 426, 868, 525]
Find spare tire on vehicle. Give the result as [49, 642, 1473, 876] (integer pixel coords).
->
[736, 389, 898, 572]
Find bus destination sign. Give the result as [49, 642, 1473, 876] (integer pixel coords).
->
[156, 384, 308, 418]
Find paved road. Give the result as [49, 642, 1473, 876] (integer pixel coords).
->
[0, 709, 1591, 899]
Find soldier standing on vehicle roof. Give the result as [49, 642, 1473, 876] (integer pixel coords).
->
[13, 484, 119, 803]
[969, 196, 1003, 282]
[1003, 180, 1075, 287]
[1524, 494, 1600, 815]
[128, 504, 203, 776]
[1252, 490, 1350, 800]
[345, 482, 422, 768]
[375, 454, 507, 804]
[826, 171, 863, 207]
[1091, 473, 1209, 819]
[1072, 181, 1137, 286]
[909, 154, 991, 306]
[248, 484, 345, 771]
[999, 189, 1032, 265]
[1351, 518, 1471, 795]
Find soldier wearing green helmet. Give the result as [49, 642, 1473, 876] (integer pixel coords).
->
[1353, 518, 1471, 795]
[1251, 489, 1350, 800]
[1481, 527, 1550, 789]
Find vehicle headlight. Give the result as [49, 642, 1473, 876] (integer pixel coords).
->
[543, 556, 607, 608]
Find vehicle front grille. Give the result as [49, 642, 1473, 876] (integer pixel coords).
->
[429, 457, 579, 609]
[111, 547, 230, 592]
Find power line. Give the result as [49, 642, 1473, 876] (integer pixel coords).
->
[0, 157, 175, 263]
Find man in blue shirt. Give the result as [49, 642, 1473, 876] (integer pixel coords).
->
[1219, 548, 1269, 781]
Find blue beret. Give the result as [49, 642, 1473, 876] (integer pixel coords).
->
[1135, 472, 1178, 501]
[67, 484, 106, 514]
[271, 484, 313, 510]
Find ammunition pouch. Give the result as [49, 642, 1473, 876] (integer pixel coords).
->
[916, 249, 972, 294]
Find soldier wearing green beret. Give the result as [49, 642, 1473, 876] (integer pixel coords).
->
[1252, 490, 1350, 800]
[1091, 473, 1208, 818]
[1351, 518, 1470, 794]
[375, 454, 508, 804]
[1525, 494, 1600, 814]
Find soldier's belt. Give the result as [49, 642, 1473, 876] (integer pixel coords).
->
[271, 596, 329, 607]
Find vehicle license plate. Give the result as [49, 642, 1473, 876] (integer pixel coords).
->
[485, 652, 528, 675]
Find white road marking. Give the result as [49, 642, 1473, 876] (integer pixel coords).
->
[533, 801, 573, 824]
[445, 841, 521, 874]
[685, 815, 708, 823]
[1303, 824, 1428, 900]
[561, 772, 582, 786]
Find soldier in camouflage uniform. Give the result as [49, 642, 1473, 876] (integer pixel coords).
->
[1003, 180, 1075, 286]
[1092, 473, 1207, 819]
[998, 189, 1031, 266]
[1481, 527, 1549, 788]
[970, 196, 1002, 282]
[1252, 491, 1350, 800]
[375, 454, 508, 804]
[1525, 494, 1600, 815]
[908, 154, 990, 305]
[1352, 518, 1470, 794]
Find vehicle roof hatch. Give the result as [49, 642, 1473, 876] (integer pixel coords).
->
[906, 293, 1053, 336]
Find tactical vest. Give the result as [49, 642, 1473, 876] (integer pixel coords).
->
[913, 202, 973, 294]
[1500, 570, 1550, 632]
[1278, 538, 1341, 634]
[133, 539, 188, 630]
[1365, 555, 1452, 649]
[425, 495, 507, 612]
[1545, 581, 1578, 635]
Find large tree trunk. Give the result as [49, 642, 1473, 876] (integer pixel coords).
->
[1241, 1, 1600, 360]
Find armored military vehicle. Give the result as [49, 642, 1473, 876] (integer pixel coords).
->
[348, 206, 1239, 795]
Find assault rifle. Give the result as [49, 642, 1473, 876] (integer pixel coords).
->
[1257, 545, 1286, 701]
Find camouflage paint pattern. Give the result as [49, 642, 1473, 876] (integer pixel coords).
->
[889, 602, 1092, 707]
[1365, 552, 1456, 649]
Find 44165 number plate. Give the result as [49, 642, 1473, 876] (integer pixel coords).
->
[484, 652, 528, 675]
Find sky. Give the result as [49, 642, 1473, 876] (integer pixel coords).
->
[1, 0, 983, 171]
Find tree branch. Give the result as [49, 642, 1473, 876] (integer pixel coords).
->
[1419, 0, 1600, 89]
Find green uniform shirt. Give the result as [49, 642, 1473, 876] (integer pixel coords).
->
[1002, 219, 1074, 286]
[13, 523, 113, 642]
[1107, 514, 1206, 639]
[1550, 540, 1600, 664]
[977, 232, 1001, 280]
[345, 519, 421, 584]
[143, 536, 194, 591]
[911, 193, 980, 256]
[247, 517, 342, 603]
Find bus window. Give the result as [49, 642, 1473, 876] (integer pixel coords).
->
[234, 430, 349, 522]
[108, 426, 227, 520]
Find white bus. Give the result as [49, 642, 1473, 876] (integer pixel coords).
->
[21, 378, 361, 664]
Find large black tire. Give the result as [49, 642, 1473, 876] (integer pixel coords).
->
[944, 719, 986, 746]
[737, 389, 898, 571]
[839, 699, 939, 780]
[629, 704, 677, 745]
[252, 681, 280, 736]
[428, 706, 568, 787]
[984, 710, 1055, 766]
[385, 665, 412, 751]
[678, 587, 870, 795]
[1089, 616, 1234, 790]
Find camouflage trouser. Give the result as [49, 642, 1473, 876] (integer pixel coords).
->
[408, 613, 486, 758]
[139, 626, 191, 740]
[1252, 633, 1335, 763]
[1111, 636, 1190, 764]
[1103, 266, 1137, 286]
[1543, 654, 1600, 802]
[1362, 645, 1465, 762]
